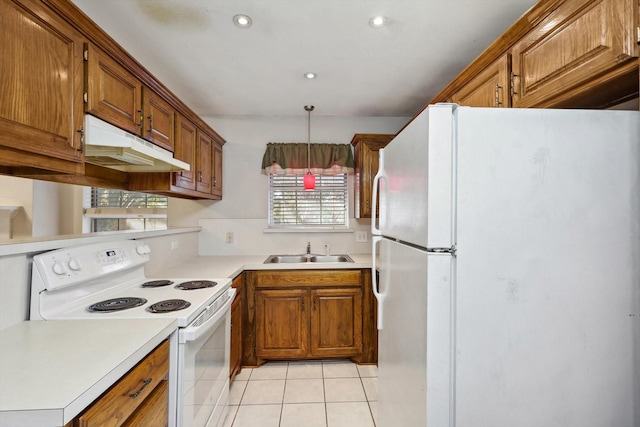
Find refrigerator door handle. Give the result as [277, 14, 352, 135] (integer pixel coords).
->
[371, 148, 387, 236]
[372, 235, 386, 330]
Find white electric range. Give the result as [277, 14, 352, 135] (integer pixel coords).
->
[29, 240, 234, 427]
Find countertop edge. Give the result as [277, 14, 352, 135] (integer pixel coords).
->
[0, 319, 177, 427]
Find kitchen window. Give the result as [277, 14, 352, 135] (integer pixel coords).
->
[83, 188, 167, 232]
[268, 173, 348, 229]
[262, 142, 354, 230]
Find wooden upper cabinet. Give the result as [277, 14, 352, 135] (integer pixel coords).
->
[142, 86, 175, 151]
[196, 131, 213, 194]
[511, 0, 639, 108]
[85, 45, 175, 151]
[451, 54, 511, 107]
[0, 0, 85, 173]
[173, 114, 197, 191]
[85, 43, 142, 136]
[212, 142, 223, 198]
[351, 134, 395, 219]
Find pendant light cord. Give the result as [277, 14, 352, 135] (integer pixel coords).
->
[305, 105, 314, 172]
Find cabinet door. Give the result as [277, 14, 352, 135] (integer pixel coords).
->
[230, 293, 243, 381]
[196, 131, 213, 194]
[173, 115, 197, 191]
[256, 289, 308, 359]
[351, 135, 394, 219]
[511, 0, 639, 108]
[121, 380, 168, 427]
[0, 0, 85, 171]
[85, 44, 142, 136]
[212, 141, 223, 198]
[310, 287, 363, 358]
[451, 54, 511, 107]
[142, 86, 175, 151]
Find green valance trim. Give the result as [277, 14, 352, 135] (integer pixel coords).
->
[261, 143, 354, 174]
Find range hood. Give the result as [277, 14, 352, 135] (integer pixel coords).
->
[84, 115, 190, 172]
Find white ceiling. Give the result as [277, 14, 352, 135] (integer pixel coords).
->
[71, 0, 537, 118]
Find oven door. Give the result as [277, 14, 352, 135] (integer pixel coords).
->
[177, 288, 235, 427]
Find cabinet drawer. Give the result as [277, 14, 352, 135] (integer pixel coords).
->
[256, 270, 361, 288]
[75, 340, 169, 427]
[121, 379, 168, 427]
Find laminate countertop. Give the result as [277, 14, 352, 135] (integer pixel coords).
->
[149, 253, 373, 280]
[0, 319, 177, 427]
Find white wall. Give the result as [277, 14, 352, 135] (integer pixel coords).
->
[168, 114, 409, 255]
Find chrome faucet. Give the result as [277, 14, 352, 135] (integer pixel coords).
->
[306, 242, 311, 255]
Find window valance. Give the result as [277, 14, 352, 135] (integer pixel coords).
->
[261, 143, 354, 175]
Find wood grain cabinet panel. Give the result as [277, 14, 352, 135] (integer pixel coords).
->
[196, 131, 213, 194]
[351, 134, 394, 219]
[310, 288, 363, 358]
[85, 43, 142, 136]
[230, 274, 244, 382]
[142, 87, 175, 151]
[0, 0, 85, 174]
[212, 141, 223, 198]
[73, 340, 169, 427]
[256, 289, 309, 359]
[451, 54, 511, 107]
[511, 0, 639, 108]
[173, 114, 197, 191]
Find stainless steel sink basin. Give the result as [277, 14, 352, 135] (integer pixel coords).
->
[309, 255, 354, 263]
[263, 254, 354, 263]
[263, 255, 310, 263]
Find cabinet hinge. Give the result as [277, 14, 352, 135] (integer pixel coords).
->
[83, 49, 88, 61]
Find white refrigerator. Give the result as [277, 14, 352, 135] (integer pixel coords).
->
[371, 104, 640, 427]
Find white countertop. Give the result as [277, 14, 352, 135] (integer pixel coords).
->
[148, 253, 374, 279]
[0, 319, 177, 427]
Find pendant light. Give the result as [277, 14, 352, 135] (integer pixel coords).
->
[303, 105, 316, 190]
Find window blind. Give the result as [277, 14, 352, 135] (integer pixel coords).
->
[268, 174, 348, 228]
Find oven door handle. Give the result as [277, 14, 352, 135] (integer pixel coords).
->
[179, 288, 236, 344]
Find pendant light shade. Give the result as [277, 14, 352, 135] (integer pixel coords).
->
[304, 105, 316, 190]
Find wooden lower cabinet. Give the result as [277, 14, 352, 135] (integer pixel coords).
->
[256, 288, 309, 359]
[70, 340, 169, 427]
[230, 274, 244, 382]
[310, 287, 363, 358]
[245, 269, 376, 366]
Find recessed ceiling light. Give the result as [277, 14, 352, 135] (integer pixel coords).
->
[369, 15, 387, 28]
[304, 72, 317, 79]
[233, 14, 252, 28]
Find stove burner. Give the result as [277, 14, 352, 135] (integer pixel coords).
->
[147, 299, 192, 313]
[176, 280, 217, 290]
[88, 297, 147, 313]
[141, 280, 174, 288]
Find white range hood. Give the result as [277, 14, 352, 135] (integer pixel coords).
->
[83, 115, 190, 172]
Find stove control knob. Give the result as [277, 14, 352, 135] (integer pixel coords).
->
[136, 245, 146, 255]
[52, 261, 67, 275]
[143, 244, 151, 254]
[68, 257, 82, 271]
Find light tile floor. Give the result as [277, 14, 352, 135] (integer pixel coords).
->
[222, 360, 378, 427]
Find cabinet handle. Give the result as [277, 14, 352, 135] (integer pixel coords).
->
[77, 127, 85, 153]
[366, 199, 370, 209]
[137, 110, 143, 129]
[147, 115, 153, 133]
[494, 83, 503, 107]
[301, 299, 305, 311]
[510, 72, 519, 97]
[129, 378, 152, 399]
[214, 177, 218, 187]
[199, 171, 203, 182]
[313, 297, 316, 311]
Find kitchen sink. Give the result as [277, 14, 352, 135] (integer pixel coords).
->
[264, 254, 354, 263]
